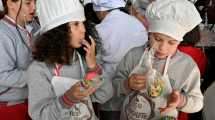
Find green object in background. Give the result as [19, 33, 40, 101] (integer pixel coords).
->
[160, 116, 176, 120]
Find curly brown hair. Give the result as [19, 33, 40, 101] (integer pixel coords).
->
[33, 20, 100, 65]
[33, 23, 73, 65]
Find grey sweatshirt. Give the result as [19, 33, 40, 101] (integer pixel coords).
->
[0, 16, 39, 102]
[26, 53, 113, 120]
[113, 46, 203, 117]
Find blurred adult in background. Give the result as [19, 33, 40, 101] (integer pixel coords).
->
[0, 0, 39, 119]
[91, 0, 148, 119]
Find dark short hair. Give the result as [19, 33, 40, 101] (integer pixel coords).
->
[33, 23, 72, 65]
[84, 3, 101, 24]
[181, 25, 201, 45]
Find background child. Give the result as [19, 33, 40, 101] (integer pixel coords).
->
[0, 0, 39, 119]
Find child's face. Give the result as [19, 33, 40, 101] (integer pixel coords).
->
[9, 0, 36, 22]
[149, 32, 180, 59]
[68, 21, 86, 48]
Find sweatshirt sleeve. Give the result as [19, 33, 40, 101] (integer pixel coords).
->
[0, 33, 26, 88]
[112, 56, 130, 97]
[27, 62, 73, 120]
[112, 48, 142, 97]
[179, 64, 203, 113]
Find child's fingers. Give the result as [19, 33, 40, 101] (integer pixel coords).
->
[82, 39, 91, 48]
[89, 36, 96, 47]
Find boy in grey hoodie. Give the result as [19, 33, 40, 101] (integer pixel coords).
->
[114, 0, 203, 119]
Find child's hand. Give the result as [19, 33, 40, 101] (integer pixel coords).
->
[159, 90, 181, 114]
[127, 73, 147, 91]
[83, 71, 102, 88]
[82, 36, 96, 69]
[65, 82, 96, 103]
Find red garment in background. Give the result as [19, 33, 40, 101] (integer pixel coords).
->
[178, 46, 207, 76]
[0, 102, 31, 120]
[178, 46, 208, 120]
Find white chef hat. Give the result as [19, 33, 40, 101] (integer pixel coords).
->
[92, 0, 126, 11]
[0, 0, 4, 11]
[36, 0, 85, 33]
[145, 0, 202, 41]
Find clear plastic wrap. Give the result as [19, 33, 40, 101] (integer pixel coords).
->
[122, 48, 177, 120]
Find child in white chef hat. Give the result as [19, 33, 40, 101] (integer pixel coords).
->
[25, 0, 113, 120]
[113, 0, 203, 119]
